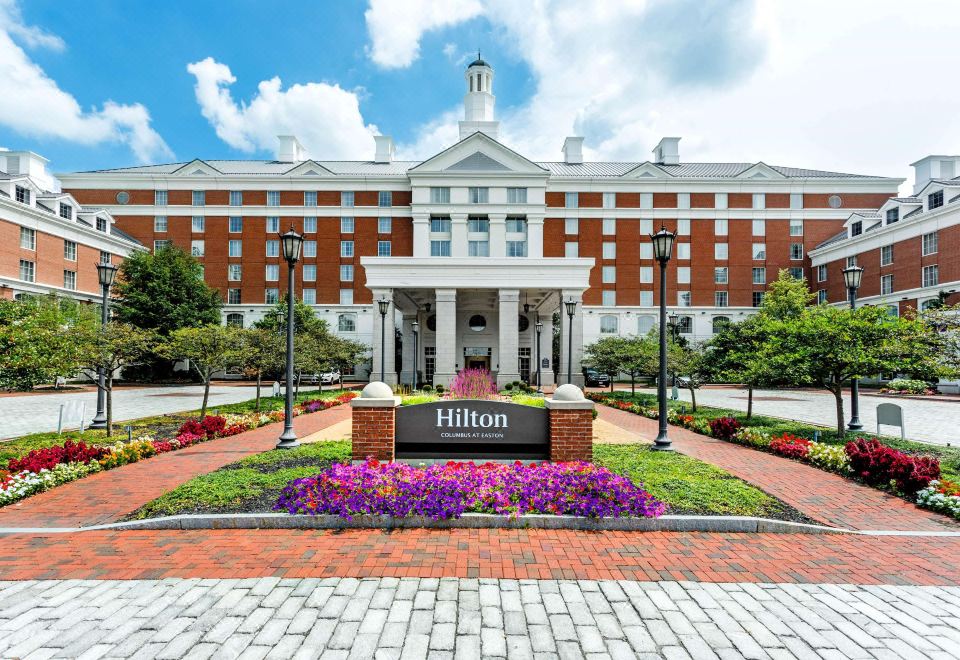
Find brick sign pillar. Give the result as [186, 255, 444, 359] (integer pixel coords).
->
[545, 384, 595, 462]
[350, 382, 400, 463]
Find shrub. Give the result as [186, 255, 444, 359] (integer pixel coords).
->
[421, 385, 433, 392]
[448, 369, 497, 400]
[884, 378, 930, 394]
[176, 415, 227, 439]
[732, 428, 771, 449]
[504, 383, 513, 391]
[7, 441, 108, 473]
[435, 384, 445, 394]
[916, 481, 960, 520]
[808, 442, 850, 473]
[708, 417, 742, 441]
[845, 437, 940, 493]
[769, 434, 812, 460]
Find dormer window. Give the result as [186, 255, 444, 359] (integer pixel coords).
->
[886, 208, 899, 224]
[850, 220, 862, 237]
[928, 190, 944, 210]
[96, 216, 108, 233]
[59, 203, 72, 220]
[15, 186, 30, 205]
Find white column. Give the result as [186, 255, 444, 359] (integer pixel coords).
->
[527, 215, 544, 258]
[489, 213, 506, 258]
[370, 288, 397, 385]
[412, 213, 430, 257]
[400, 314, 417, 387]
[451, 213, 468, 258]
[433, 289, 457, 386]
[558, 290, 585, 387]
[496, 289, 520, 388]
[537, 312, 554, 387]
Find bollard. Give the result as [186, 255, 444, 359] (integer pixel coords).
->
[813, 430, 821, 442]
[125, 425, 133, 442]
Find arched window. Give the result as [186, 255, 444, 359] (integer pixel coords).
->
[676, 316, 693, 334]
[637, 315, 655, 336]
[600, 315, 618, 334]
[712, 316, 731, 334]
[338, 314, 357, 332]
[225, 313, 244, 328]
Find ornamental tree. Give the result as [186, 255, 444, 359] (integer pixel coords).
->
[84, 322, 156, 436]
[239, 327, 285, 411]
[160, 324, 246, 419]
[667, 342, 710, 412]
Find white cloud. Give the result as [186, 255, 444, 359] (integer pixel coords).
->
[187, 57, 378, 160]
[0, 0, 171, 163]
[365, 0, 483, 69]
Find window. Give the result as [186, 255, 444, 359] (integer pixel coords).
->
[265, 240, 279, 257]
[928, 190, 944, 210]
[467, 217, 489, 233]
[922, 231, 938, 256]
[602, 290, 616, 306]
[639, 291, 653, 307]
[508, 188, 528, 204]
[378, 217, 392, 233]
[341, 216, 355, 233]
[677, 243, 690, 260]
[602, 242, 616, 259]
[715, 193, 728, 209]
[340, 265, 353, 282]
[228, 240, 242, 257]
[59, 202, 72, 220]
[378, 191, 392, 207]
[304, 191, 317, 207]
[225, 312, 244, 328]
[790, 193, 803, 210]
[752, 193, 765, 209]
[752, 219, 765, 236]
[602, 266, 616, 283]
[676, 219, 690, 236]
[715, 267, 728, 284]
[19, 259, 34, 282]
[790, 219, 804, 236]
[715, 219, 728, 236]
[20, 227, 35, 250]
[506, 217, 527, 233]
[99, 251, 111, 265]
[340, 240, 354, 257]
[715, 243, 728, 260]
[378, 240, 392, 257]
[340, 289, 354, 305]
[923, 265, 939, 288]
[227, 289, 241, 305]
[229, 216, 243, 233]
[341, 191, 354, 207]
[790, 243, 804, 260]
[920, 298, 940, 311]
[303, 240, 317, 258]
[192, 190, 205, 206]
[228, 264, 241, 281]
[192, 216, 205, 233]
[154, 216, 168, 232]
[564, 242, 579, 258]
[302, 289, 316, 305]
[564, 218, 578, 235]
[96, 216, 108, 233]
[265, 289, 279, 304]
[818, 290, 828, 304]
[601, 192, 616, 209]
[506, 240, 527, 257]
[431, 187, 450, 204]
[714, 291, 728, 307]
[886, 208, 899, 224]
[15, 186, 30, 204]
[752, 267, 766, 285]
[639, 267, 653, 283]
[639, 243, 653, 260]
[676, 316, 692, 334]
[303, 217, 317, 233]
[230, 191, 243, 206]
[266, 191, 280, 207]
[752, 291, 765, 307]
[338, 314, 357, 332]
[266, 217, 279, 233]
[639, 219, 653, 234]
[63, 270, 76, 291]
[600, 315, 618, 333]
[678, 193, 690, 210]
[468, 240, 489, 257]
[677, 291, 691, 307]
[847, 255, 858, 268]
[430, 217, 451, 233]
[817, 265, 827, 282]
[602, 218, 616, 235]
[155, 190, 168, 206]
[303, 265, 317, 281]
[634, 316, 654, 336]
[677, 267, 690, 284]
[640, 193, 653, 209]
[881, 245, 893, 266]
[154, 240, 170, 251]
[191, 240, 205, 257]
[752, 243, 766, 260]
[265, 264, 279, 281]
[430, 240, 451, 256]
[850, 221, 862, 237]
[789, 267, 804, 280]
[712, 316, 730, 334]
[881, 274, 894, 295]
[565, 192, 578, 208]
[63, 240, 76, 261]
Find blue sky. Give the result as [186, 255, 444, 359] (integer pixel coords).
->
[2, 0, 960, 191]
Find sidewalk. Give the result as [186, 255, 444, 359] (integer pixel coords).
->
[596, 404, 959, 532]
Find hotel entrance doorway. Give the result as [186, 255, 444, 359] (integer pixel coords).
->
[466, 356, 490, 371]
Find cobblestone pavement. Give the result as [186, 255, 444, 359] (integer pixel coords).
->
[620, 387, 960, 445]
[1, 577, 958, 660]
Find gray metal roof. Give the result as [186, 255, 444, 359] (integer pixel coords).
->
[110, 226, 143, 245]
[816, 230, 849, 249]
[891, 197, 921, 203]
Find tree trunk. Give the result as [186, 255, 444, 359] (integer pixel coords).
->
[689, 386, 697, 412]
[747, 384, 753, 419]
[201, 375, 211, 420]
[255, 373, 262, 412]
[832, 386, 845, 438]
[631, 375, 636, 395]
[609, 376, 614, 392]
[106, 372, 114, 438]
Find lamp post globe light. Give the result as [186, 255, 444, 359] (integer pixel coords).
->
[89, 262, 119, 430]
[378, 298, 390, 382]
[535, 317, 544, 393]
[564, 298, 577, 385]
[412, 319, 420, 389]
[277, 227, 304, 449]
[650, 226, 676, 451]
[842, 264, 865, 431]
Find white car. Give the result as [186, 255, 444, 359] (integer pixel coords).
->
[319, 371, 341, 385]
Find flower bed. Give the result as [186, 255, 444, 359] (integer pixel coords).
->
[880, 378, 938, 396]
[0, 391, 358, 507]
[275, 459, 666, 520]
[916, 480, 960, 520]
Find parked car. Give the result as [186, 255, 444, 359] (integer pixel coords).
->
[584, 369, 611, 387]
[320, 371, 341, 385]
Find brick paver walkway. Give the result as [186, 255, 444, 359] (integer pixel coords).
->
[597, 404, 960, 532]
[3, 577, 959, 660]
[0, 405, 351, 529]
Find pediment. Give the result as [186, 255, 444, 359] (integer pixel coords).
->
[621, 161, 672, 179]
[735, 162, 785, 180]
[283, 160, 334, 176]
[409, 131, 548, 175]
[446, 151, 510, 172]
[171, 159, 222, 176]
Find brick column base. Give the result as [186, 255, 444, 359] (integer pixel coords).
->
[351, 397, 399, 462]
[548, 408, 594, 462]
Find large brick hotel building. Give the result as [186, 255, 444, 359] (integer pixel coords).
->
[24, 57, 949, 386]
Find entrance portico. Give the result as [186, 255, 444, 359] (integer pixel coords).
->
[362, 257, 593, 388]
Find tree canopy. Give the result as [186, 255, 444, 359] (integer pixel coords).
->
[160, 324, 246, 418]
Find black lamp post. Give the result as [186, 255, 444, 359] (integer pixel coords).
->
[378, 298, 390, 381]
[277, 227, 303, 449]
[668, 312, 678, 341]
[564, 298, 577, 385]
[843, 265, 865, 431]
[90, 262, 118, 430]
[412, 319, 420, 389]
[535, 316, 543, 393]
[651, 226, 676, 451]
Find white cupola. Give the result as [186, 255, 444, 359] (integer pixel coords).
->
[459, 54, 499, 141]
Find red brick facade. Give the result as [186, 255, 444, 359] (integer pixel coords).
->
[351, 407, 396, 462]
[547, 409, 594, 462]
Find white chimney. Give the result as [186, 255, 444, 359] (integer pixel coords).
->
[276, 135, 306, 162]
[562, 137, 584, 165]
[652, 137, 681, 165]
[374, 135, 394, 164]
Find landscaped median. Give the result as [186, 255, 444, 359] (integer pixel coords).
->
[588, 392, 960, 523]
[0, 391, 357, 506]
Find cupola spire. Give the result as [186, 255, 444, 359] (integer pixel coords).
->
[459, 54, 498, 140]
